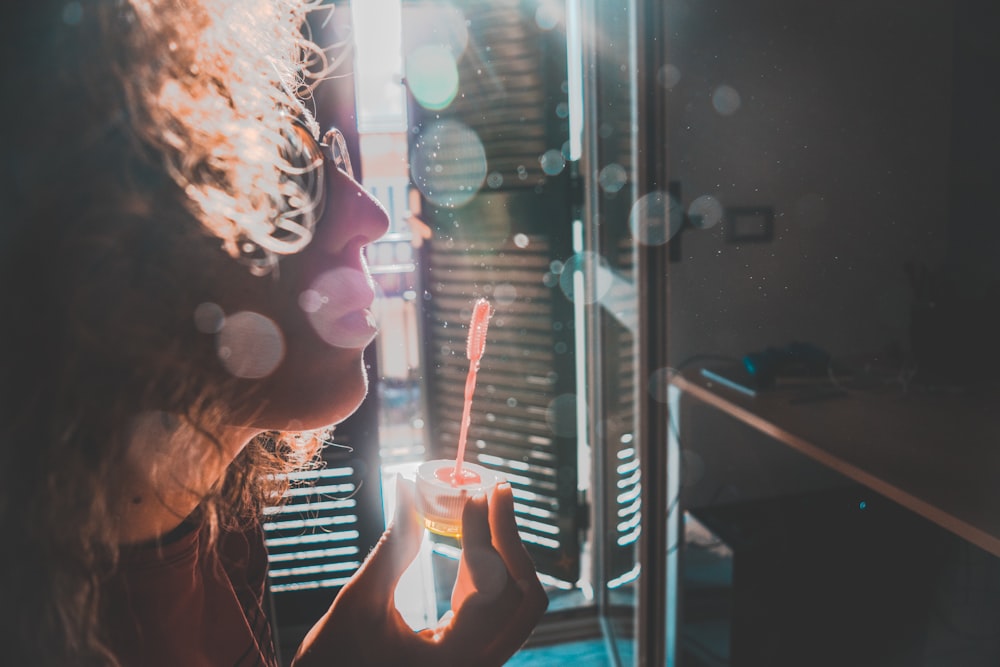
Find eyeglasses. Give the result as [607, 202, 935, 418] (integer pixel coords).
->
[236, 119, 355, 276]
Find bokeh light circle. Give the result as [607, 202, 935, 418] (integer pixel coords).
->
[493, 283, 518, 306]
[410, 119, 488, 208]
[598, 163, 628, 193]
[658, 64, 681, 89]
[305, 268, 380, 349]
[298, 289, 326, 314]
[559, 251, 615, 305]
[194, 302, 225, 333]
[629, 191, 683, 246]
[535, 2, 562, 30]
[406, 45, 460, 110]
[216, 311, 285, 379]
[712, 84, 742, 116]
[687, 194, 725, 229]
[539, 149, 566, 176]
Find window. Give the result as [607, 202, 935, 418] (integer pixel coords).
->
[265, 1, 664, 664]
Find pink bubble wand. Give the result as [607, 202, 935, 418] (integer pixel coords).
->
[452, 298, 493, 483]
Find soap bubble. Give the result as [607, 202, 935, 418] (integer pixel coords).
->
[539, 149, 566, 176]
[598, 163, 628, 193]
[535, 2, 562, 30]
[658, 64, 681, 89]
[410, 120, 487, 208]
[712, 84, 742, 116]
[299, 289, 327, 314]
[628, 191, 683, 245]
[193, 302, 225, 334]
[687, 194, 725, 229]
[493, 283, 518, 306]
[559, 251, 615, 305]
[216, 311, 285, 379]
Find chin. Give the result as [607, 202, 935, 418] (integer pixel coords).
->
[302, 379, 369, 431]
[248, 351, 371, 432]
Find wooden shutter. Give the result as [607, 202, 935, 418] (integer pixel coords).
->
[600, 238, 642, 585]
[405, 0, 581, 582]
[420, 229, 579, 581]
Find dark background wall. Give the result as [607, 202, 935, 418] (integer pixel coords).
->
[664, 0, 1000, 505]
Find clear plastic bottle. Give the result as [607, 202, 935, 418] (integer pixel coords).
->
[393, 460, 505, 630]
[415, 459, 504, 537]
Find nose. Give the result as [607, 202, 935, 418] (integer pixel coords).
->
[312, 163, 390, 256]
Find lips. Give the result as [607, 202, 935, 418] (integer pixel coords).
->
[302, 266, 379, 349]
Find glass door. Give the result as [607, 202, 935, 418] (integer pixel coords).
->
[269, 1, 676, 664]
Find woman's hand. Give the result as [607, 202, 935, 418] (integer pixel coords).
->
[291, 476, 548, 667]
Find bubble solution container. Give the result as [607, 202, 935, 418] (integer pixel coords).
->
[415, 460, 504, 538]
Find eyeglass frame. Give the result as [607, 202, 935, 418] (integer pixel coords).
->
[235, 119, 355, 277]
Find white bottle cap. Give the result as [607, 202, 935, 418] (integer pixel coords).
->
[415, 460, 504, 537]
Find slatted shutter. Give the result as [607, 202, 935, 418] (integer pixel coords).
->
[600, 238, 642, 586]
[589, 0, 645, 590]
[262, 372, 385, 658]
[421, 229, 579, 580]
[263, 389, 385, 633]
[404, 0, 582, 582]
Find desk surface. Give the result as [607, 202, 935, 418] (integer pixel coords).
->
[672, 368, 1000, 557]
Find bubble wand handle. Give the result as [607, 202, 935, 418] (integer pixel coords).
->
[453, 299, 493, 481]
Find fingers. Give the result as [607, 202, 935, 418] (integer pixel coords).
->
[460, 492, 492, 549]
[440, 495, 520, 657]
[436, 484, 548, 666]
[478, 482, 549, 665]
[342, 475, 423, 604]
[457, 494, 507, 599]
[489, 482, 543, 584]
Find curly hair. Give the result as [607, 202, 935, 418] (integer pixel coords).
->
[0, 1, 344, 664]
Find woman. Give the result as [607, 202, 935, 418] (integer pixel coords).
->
[0, 1, 547, 665]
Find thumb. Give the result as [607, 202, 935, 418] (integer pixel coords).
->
[345, 475, 423, 602]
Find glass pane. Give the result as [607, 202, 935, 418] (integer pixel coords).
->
[666, 1, 1000, 665]
[580, 0, 643, 663]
